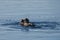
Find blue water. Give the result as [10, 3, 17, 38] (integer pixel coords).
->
[0, 20, 60, 40]
[0, 0, 60, 40]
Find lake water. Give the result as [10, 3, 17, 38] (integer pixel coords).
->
[0, 0, 60, 40]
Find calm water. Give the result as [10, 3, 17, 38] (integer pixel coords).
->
[0, 0, 60, 40]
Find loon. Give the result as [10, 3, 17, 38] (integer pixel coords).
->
[20, 18, 35, 27]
